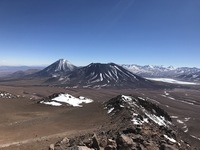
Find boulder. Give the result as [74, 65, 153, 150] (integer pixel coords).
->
[49, 144, 54, 150]
[116, 134, 136, 149]
[91, 134, 100, 150]
[104, 139, 117, 150]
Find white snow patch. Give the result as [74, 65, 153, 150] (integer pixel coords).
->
[171, 116, 178, 119]
[177, 119, 184, 124]
[161, 95, 167, 97]
[143, 118, 149, 123]
[133, 113, 138, 116]
[131, 113, 149, 125]
[100, 73, 103, 81]
[181, 101, 194, 105]
[42, 94, 94, 107]
[132, 118, 143, 125]
[120, 105, 125, 108]
[168, 97, 175, 100]
[121, 95, 132, 101]
[164, 91, 169, 95]
[107, 107, 114, 114]
[164, 135, 177, 143]
[138, 97, 145, 101]
[190, 135, 200, 141]
[41, 101, 62, 106]
[184, 117, 191, 122]
[182, 126, 188, 133]
[145, 113, 168, 126]
[146, 78, 198, 85]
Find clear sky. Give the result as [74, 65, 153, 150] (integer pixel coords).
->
[0, 0, 200, 67]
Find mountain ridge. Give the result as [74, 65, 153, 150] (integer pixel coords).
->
[122, 64, 200, 80]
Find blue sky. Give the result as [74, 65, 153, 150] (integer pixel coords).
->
[0, 0, 200, 67]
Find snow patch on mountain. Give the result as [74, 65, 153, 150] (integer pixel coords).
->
[105, 95, 172, 127]
[164, 135, 177, 143]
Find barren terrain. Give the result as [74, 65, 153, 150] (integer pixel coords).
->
[0, 83, 200, 149]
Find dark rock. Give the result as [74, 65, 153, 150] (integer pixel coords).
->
[123, 127, 136, 134]
[132, 135, 144, 144]
[117, 134, 136, 149]
[160, 144, 178, 150]
[82, 138, 92, 147]
[105, 139, 117, 150]
[60, 137, 70, 145]
[77, 146, 94, 150]
[99, 137, 107, 148]
[91, 134, 100, 150]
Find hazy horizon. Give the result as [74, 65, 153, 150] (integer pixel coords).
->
[0, 58, 200, 69]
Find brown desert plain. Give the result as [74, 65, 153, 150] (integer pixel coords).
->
[0, 79, 200, 149]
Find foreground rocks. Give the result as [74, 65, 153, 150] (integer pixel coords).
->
[49, 95, 196, 150]
[50, 129, 189, 150]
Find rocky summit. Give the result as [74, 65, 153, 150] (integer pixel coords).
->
[50, 95, 193, 150]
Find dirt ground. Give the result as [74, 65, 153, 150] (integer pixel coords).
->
[0, 85, 200, 149]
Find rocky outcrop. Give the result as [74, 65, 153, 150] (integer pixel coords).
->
[49, 95, 195, 150]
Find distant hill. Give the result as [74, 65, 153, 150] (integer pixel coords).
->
[0, 66, 44, 77]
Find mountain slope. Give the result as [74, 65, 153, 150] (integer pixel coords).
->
[32, 59, 77, 77]
[47, 63, 155, 88]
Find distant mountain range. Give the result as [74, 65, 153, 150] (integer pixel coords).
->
[1, 59, 200, 87]
[0, 66, 44, 77]
[122, 64, 200, 81]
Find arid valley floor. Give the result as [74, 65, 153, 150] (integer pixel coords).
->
[0, 82, 200, 149]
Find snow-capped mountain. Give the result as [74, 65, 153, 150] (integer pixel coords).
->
[178, 71, 200, 82]
[122, 64, 176, 77]
[47, 63, 154, 88]
[32, 59, 77, 77]
[122, 64, 200, 80]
